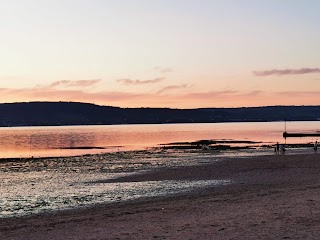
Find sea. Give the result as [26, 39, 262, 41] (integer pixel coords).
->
[0, 121, 319, 218]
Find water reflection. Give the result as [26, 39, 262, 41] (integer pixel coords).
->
[0, 122, 319, 158]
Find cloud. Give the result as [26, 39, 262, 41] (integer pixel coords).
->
[0, 87, 248, 108]
[0, 87, 144, 104]
[1, 86, 320, 108]
[253, 68, 320, 76]
[48, 79, 101, 88]
[180, 90, 240, 99]
[154, 67, 173, 73]
[117, 77, 164, 85]
[156, 84, 191, 94]
[274, 91, 320, 97]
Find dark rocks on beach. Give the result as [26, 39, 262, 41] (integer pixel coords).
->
[160, 139, 260, 150]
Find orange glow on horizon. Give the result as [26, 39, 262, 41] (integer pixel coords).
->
[1, 87, 320, 109]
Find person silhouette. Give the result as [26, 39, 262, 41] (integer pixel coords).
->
[314, 141, 318, 152]
[276, 142, 280, 154]
[280, 144, 286, 154]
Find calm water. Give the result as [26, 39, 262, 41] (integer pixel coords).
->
[1, 121, 319, 218]
[0, 121, 319, 159]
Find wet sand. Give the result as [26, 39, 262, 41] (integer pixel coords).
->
[2, 153, 320, 239]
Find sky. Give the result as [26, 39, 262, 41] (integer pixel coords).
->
[1, 0, 320, 108]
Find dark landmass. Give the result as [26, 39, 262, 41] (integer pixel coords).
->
[159, 139, 316, 150]
[161, 144, 254, 150]
[160, 139, 260, 150]
[58, 146, 106, 150]
[0, 101, 320, 127]
[161, 139, 262, 146]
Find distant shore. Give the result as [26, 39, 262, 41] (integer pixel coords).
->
[2, 153, 320, 239]
[1, 102, 320, 127]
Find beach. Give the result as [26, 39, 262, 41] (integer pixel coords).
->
[1, 152, 320, 239]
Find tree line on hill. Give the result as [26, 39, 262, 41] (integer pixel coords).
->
[0, 101, 319, 127]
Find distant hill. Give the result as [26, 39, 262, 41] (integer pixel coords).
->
[0, 102, 319, 127]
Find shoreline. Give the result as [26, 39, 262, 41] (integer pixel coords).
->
[2, 153, 320, 239]
[0, 141, 317, 162]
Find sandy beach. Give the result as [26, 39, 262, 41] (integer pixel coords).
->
[2, 153, 320, 239]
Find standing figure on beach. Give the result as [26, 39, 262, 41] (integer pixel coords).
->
[275, 142, 280, 154]
[280, 144, 286, 154]
[314, 141, 318, 152]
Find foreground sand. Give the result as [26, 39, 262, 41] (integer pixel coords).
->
[2, 153, 320, 239]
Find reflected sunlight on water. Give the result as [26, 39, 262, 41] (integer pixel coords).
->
[0, 121, 319, 158]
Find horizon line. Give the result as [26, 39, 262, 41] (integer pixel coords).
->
[1, 101, 320, 110]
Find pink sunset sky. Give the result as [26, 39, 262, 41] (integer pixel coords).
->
[1, 0, 320, 108]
